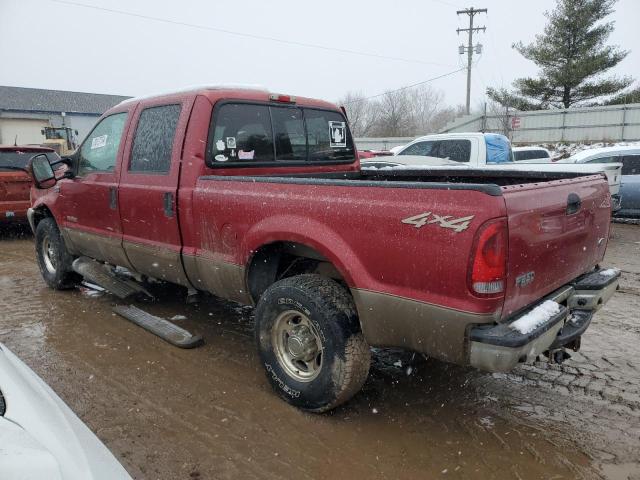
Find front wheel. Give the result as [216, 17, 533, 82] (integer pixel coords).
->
[35, 218, 79, 289]
[255, 274, 370, 412]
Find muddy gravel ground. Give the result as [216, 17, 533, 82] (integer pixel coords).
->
[0, 224, 639, 480]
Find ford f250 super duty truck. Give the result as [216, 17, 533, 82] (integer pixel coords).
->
[27, 86, 620, 412]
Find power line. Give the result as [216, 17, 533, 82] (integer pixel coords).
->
[51, 0, 456, 68]
[343, 68, 466, 105]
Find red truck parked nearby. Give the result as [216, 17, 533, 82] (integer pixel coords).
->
[0, 146, 59, 224]
[27, 86, 620, 412]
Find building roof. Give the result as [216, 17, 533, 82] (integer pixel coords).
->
[0, 86, 131, 115]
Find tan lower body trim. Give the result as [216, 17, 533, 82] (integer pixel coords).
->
[351, 288, 499, 365]
[183, 254, 251, 305]
[123, 241, 191, 288]
[63, 228, 134, 270]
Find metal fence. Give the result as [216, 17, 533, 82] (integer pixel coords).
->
[353, 137, 415, 150]
[439, 102, 640, 144]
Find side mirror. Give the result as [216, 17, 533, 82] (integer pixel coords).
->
[30, 154, 57, 189]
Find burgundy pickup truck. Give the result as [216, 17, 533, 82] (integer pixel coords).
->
[27, 86, 620, 412]
[0, 146, 59, 224]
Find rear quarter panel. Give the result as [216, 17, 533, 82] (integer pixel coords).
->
[189, 178, 507, 316]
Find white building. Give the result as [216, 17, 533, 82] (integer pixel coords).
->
[0, 86, 130, 146]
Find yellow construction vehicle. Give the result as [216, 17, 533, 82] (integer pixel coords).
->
[40, 126, 78, 156]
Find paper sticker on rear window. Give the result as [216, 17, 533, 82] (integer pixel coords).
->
[329, 121, 346, 148]
[91, 134, 108, 149]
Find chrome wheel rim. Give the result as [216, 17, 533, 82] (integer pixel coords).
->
[272, 310, 323, 382]
[42, 235, 57, 274]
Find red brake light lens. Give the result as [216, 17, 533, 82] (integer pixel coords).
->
[269, 93, 296, 104]
[469, 218, 508, 296]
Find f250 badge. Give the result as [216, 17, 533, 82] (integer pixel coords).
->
[402, 212, 474, 233]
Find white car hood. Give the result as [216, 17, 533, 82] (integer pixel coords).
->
[0, 343, 131, 480]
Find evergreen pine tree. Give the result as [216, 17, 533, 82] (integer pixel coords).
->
[487, 0, 633, 109]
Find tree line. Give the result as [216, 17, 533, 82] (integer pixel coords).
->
[339, 86, 465, 138]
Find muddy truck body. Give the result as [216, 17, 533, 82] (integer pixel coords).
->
[27, 86, 620, 411]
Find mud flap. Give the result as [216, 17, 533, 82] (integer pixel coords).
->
[72, 257, 152, 300]
[113, 305, 204, 349]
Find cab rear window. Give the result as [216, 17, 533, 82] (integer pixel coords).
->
[206, 102, 355, 167]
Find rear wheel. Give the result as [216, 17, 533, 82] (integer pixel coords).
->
[35, 218, 79, 289]
[255, 274, 370, 412]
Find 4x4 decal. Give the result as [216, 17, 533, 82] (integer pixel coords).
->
[402, 212, 474, 233]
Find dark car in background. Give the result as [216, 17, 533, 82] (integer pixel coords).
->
[0, 146, 60, 224]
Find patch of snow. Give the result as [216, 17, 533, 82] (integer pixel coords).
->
[393, 360, 403, 367]
[170, 315, 187, 321]
[509, 300, 561, 334]
[599, 268, 619, 277]
[372, 408, 379, 414]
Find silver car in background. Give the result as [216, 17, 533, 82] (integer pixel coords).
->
[557, 146, 640, 217]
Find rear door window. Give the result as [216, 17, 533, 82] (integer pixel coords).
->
[438, 139, 471, 162]
[622, 155, 640, 175]
[129, 104, 181, 173]
[398, 141, 435, 156]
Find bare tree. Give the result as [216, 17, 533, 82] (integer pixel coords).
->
[407, 85, 445, 134]
[339, 86, 464, 138]
[371, 89, 414, 137]
[338, 91, 379, 137]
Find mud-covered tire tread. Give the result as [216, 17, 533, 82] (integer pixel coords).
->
[255, 274, 370, 412]
[35, 217, 79, 290]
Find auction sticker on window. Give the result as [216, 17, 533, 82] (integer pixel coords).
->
[329, 121, 346, 148]
[91, 134, 108, 149]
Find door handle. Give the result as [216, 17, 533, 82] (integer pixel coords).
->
[566, 193, 581, 215]
[109, 187, 117, 210]
[163, 192, 174, 218]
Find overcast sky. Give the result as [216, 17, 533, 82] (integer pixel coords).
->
[1, 0, 638, 108]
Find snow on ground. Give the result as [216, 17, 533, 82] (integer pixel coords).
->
[510, 300, 561, 334]
[599, 268, 620, 277]
[525, 141, 640, 160]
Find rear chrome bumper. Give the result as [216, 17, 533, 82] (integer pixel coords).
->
[469, 268, 620, 372]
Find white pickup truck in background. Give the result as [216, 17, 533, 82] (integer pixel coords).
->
[362, 132, 623, 211]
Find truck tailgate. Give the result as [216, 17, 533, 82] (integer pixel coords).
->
[501, 175, 611, 318]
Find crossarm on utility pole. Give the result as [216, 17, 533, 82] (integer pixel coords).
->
[456, 7, 487, 115]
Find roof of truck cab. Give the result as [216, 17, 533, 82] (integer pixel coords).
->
[114, 85, 339, 111]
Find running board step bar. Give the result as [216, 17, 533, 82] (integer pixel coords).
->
[113, 305, 204, 349]
[72, 257, 152, 300]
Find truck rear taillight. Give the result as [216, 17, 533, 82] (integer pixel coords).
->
[269, 93, 296, 104]
[469, 218, 508, 296]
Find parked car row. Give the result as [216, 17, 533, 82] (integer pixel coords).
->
[361, 138, 639, 218]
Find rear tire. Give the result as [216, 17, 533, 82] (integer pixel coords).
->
[255, 274, 370, 412]
[35, 218, 79, 290]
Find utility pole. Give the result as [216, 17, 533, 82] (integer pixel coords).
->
[457, 7, 487, 115]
